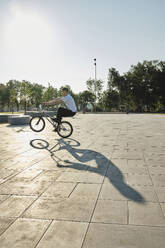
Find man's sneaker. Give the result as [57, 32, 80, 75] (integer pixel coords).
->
[53, 127, 58, 132]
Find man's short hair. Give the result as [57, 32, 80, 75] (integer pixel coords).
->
[62, 87, 69, 92]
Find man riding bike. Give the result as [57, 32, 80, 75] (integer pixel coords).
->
[45, 87, 77, 124]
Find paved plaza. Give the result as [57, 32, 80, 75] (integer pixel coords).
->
[0, 113, 165, 247]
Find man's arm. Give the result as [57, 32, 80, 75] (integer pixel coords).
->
[45, 97, 64, 105]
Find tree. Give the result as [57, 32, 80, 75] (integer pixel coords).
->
[86, 79, 103, 100]
[107, 61, 165, 112]
[107, 68, 129, 107]
[102, 89, 120, 111]
[107, 68, 121, 90]
[43, 84, 57, 104]
[79, 90, 95, 111]
[20, 80, 32, 114]
[0, 84, 8, 110]
[6, 80, 21, 112]
[124, 60, 165, 111]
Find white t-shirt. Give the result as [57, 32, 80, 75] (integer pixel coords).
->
[61, 94, 77, 112]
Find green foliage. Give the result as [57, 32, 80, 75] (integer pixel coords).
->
[86, 78, 103, 100]
[0, 84, 8, 105]
[79, 90, 95, 110]
[106, 60, 165, 112]
[0, 60, 165, 113]
[6, 80, 21, 112]
[43, 85, 57, 103]
[102, 89, 120, 111]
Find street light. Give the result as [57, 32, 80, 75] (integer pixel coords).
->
[94, 58, 97, 82]
[94, 58, 97, 111]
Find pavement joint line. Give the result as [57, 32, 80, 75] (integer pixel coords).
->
[90, 221, 165, 228]
[18, 195, 43, 219]
[67, 182, 79, 198]
[31, 170, 45, 181]
[0, 170, 19, 181]
[56, 180, 103, 184]
[0, 195, 163, 203]
[21, 216, 90, 223]
[97, 198, 163, 203]
[0, 217, 17, 237]
[0, 146, 36, 162]
[127, 200, 129, 225]
[80, 153, 110, 248]
[36, 176, 62, 198]
[142, 152, 165, 216]
[0, 194, 12, 205]
[0, 157, 48, 186]
[17, 179, 58, 219]
[2, 214, 165, 229]
[34, 219, 53, 248]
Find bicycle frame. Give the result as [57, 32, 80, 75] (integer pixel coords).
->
[38, 107, 57, 126]
[30, 105, 73, 138]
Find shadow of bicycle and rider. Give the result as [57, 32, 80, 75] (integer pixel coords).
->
[30, 137, 145, 203]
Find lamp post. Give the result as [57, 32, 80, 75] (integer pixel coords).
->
[94, 58, 97, 81]
[94, 58, 97, 111]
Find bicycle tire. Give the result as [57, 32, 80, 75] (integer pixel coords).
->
[57, 121, 73, 138]
[29, 116, 45, 132]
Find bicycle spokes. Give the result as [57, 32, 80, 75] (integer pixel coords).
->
[57, 121, 73, 138]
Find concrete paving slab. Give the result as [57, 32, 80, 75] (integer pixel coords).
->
[0, 168, 18, 180]
[160, 203, 165, 216]
[0, 195, 10, 203]
[23, 196, 96, 221]
[0, 114, 165, 247]
[0, 217, 15, 235]
[127, 174, 153, 186]
[37, 220, 88, 248]
[82, 223, 165, 248]
[33, 170, 61, 182]
[151, 175, 165, 186]
[99, 183, 129, 201]
[56, 171, 104, 183]
[42, 182, 77, 198]
[99, 183, 157, 202]
[148, 166, 165, 175]
[155, 187, 165, 202]
[107, 161, 148, 174]
[0, 178, 52, 195]
[127, 159, 146, 166]
[0, 195, 37, 218]
[104, 173, 128, 184]
[128, 201, 165, 226]
[92, 199, 127, 224]
[13, 168, 43, 181]
[69, 183, 101, 199]
[0, 218, 51, 248]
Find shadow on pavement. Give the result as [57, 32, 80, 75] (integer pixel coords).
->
[30, 138, 145, 203]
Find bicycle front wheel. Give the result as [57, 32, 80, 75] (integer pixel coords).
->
[29, 117, 45, 132]
[57, 121, 73, 138]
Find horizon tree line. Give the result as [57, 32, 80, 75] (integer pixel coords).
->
[0, 60, 165, 113]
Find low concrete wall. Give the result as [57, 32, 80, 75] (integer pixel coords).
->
[0, 114, 20, 123]
[8, 115, 30, 125]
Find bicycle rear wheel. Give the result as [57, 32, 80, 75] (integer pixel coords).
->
[29, 117, 45, 132]
[57, 121, 73, 138]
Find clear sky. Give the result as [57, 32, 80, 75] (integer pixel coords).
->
[0, 0, 165, 93]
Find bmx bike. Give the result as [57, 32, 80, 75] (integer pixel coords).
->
[29, 106, 73, 138]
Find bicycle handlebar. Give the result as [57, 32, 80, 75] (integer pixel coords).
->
[39, 103, 59, 112]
